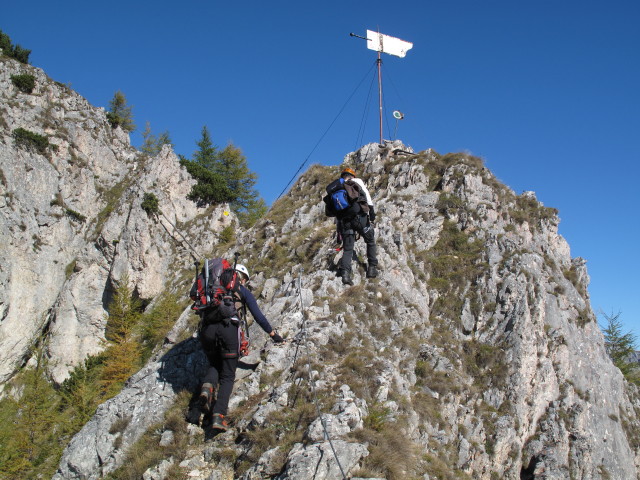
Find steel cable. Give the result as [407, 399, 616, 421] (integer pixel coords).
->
[275, 62, 376, 202]
[297, 268, 347, 480]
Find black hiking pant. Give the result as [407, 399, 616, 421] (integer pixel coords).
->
[338, 213, 377, 273]
[200, 320, 239, 416]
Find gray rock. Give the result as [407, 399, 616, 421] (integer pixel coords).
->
[276, 440, 369, 480]
[0, 59, 235, 385]
[53, 318, 207, 479]
[142, 458, 174, 480]
[159, 430, 174, 447]
[2, 58, 638, 479]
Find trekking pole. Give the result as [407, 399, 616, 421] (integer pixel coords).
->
[204, 259, 210, 304]
[298, 268, 347, 480]
[240, 303, 250, 356]
[242, 304, 249, 341]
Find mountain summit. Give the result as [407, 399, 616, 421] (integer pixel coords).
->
[1, 56, 639, 480]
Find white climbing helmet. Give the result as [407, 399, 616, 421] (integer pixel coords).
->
[235, 264, 250, 281]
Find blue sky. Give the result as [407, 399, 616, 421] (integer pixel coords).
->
[5, 1, 639, 336]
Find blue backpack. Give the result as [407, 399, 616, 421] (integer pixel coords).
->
[325, 178, 351, 211]
[330, 179, 350, 211]
[323, 177, 365, 217]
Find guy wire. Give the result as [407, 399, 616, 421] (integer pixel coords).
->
[275, 62, 376, 202]
[354, 64, 378, 151]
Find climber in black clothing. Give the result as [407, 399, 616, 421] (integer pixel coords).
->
[197, 264, 283, 431]
[331, 167, 378, 285]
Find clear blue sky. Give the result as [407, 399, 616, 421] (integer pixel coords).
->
[5, 1, 639, 336]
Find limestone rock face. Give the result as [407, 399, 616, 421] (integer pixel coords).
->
[2, 57, 639, 480]
[53, 141, 640, 480]
[0, 57, 233, 384]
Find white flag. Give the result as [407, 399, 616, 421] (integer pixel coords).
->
[367, 30, 413, 58]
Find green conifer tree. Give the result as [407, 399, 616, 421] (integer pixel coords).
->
[181, 126, 267, 225]
[0, 29, 31, 64]
[157, 131, 172, 150]
[140, 122, 157, 154]
[217, 143, 267, 226]
[141, 122, 172, 155]
[106, 90, 136, 132]
[601, 311, 639, 382]
[192, 125, 218, 170]
[0, 30, 11, 55]
[180, 127, 232, 206]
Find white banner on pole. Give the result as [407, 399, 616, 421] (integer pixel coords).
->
[366, 30, 413, 58]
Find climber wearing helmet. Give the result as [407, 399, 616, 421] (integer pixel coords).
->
[193, 263, 283, 432]
[324, 167, 378, 285]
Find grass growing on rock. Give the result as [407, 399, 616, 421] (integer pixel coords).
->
[235, 379, 329, 477]
[105, 391, 193, 480]
[350, 419, 422, 480]
[509, 193, 558, 233]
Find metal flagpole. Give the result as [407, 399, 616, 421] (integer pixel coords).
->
[377, 51, 383, 144]
[350, 30, 412, 146]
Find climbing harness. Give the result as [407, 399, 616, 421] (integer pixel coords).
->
[297, 268, 347, 480]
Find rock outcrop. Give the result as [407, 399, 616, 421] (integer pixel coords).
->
[2, 55, 639, 480]
[54, 143, 640, 479]
[0, 57, 232, 384]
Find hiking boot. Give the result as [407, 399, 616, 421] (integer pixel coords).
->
[342, 271, 354, 286]
[199, 383, 214, 414]
[336, 269, 344, 278]
[211, 413, 229, 431]
[366, 265, 378, 278]
[186, 405, 201, 425]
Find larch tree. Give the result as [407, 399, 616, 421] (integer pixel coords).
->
[106, 90, 136, 132]
[601, 311, 639, 383]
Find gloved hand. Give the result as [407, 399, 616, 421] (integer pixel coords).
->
[369, 205, 376, 222]
[271, 332, 284, 343]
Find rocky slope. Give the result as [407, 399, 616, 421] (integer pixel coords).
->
[0, 57, 232, 385]
[55, 142, 640, 479]
[2, 55, 639, 480]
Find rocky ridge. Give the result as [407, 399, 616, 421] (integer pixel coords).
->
[0, 57, 233, 385]
[1, 55, 639, 480]
[55, 142, 640, 479]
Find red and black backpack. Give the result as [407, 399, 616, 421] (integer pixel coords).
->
[190, 258, 240, 320]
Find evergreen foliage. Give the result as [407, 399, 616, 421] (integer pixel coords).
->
[10, 73, 35, 93]
[217, 142, 267, 226]
[182, 126, 267, 226]
[65, 208, 86, 223]
[106, 91, 136, 132]
[192, 125, 218, 170]
[601, 311, 640, 383]
[0, 352, 64, 479]
[59, 354, 108, 429]
[141, 192, 161, 217]
[140, 121, 171, 156]
[12, 128, 51, 155]
[101, 275, 142, 396]
[0, 283, 184, 479]
[180, 157, 234, 205]
[0, 29, 31, 64]
[138, 293, 184, 360]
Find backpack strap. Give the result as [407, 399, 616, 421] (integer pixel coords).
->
[345, 179, 370, 214]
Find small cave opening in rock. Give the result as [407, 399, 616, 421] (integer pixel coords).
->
[520, 455, 541, 479]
